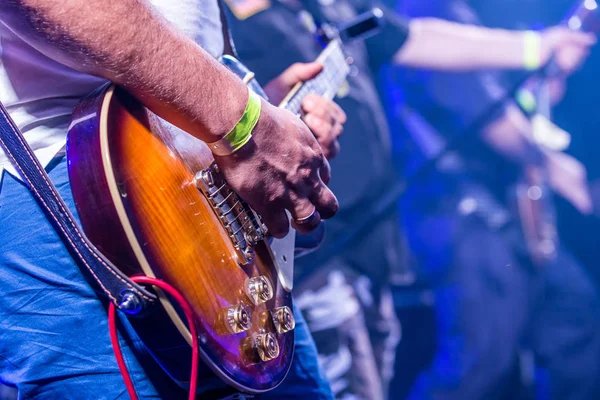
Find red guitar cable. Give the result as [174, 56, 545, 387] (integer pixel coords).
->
[108, 276, 199, 400]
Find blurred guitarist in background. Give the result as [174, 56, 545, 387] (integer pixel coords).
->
[381, 0, 600, 398]
[225, 0, 597, 398]
[0, 0, 346, 398]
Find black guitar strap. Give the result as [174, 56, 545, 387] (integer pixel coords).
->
[218, 0, 238, 57]
[0, 2, 253, 315]
[0, 102, 156, 313]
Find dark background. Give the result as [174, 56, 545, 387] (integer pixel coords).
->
[391, 2, 600, 398]
[472, 0, 600, 292]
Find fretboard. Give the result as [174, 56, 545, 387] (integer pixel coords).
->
[278, 39, 350, 115]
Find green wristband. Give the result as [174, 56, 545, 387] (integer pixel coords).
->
[523, 30, 542, 70]
[208, 88, 262, 156]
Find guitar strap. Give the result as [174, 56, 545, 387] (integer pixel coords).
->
[0, 1, 264, 315]
[218, 0, 238, 57]
[0, 102, 157, 313]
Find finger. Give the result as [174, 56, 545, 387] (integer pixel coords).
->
[557, 48, 589, 73]
[567, 31, 597, 46]
[308, 181, 339, 220]
[557, 29, 597, 48]
[303, 95, 336, 125]
[301, 94, 320, 113]
[291, 209, 322, 234]
[303, 95, 346, 126]
[259, 208, 290, 239]
[326, 140, 341, 159]
[304, 114, 339, 153]
[319, 154, 332, 185]
[332, 120, 344, 138]
[307, 116, 342, 141]
[329, 101, 346, 124]
[287, 199, 322, 234]
[294, 116, 332, 184]
[304, 113, 329, 137]
[279, 62, 323, 88]
[292, 113, 328, 158]
[305, 116, 341, 160]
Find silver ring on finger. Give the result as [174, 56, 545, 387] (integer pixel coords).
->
[294, 207, 319, 225]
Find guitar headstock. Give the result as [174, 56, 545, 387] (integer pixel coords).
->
[564, 0, 600, 32]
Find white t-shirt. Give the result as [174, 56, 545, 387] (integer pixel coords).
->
[0, 0, 224, 175]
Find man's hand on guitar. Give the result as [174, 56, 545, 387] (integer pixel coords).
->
[541, 27, 596, 75]
[264, 62, 346, 160]
[302, 93, 346, 159]
[214, 99, 339, 238]
[546, 150, 593, 215]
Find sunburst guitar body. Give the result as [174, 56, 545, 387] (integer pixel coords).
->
[66, 43, 349, 394]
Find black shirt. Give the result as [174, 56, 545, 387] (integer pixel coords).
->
[225, 0, 409, 281]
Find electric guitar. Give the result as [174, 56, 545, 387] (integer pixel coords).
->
[515, 0, 599, 266]
[65, 39, 349, 394]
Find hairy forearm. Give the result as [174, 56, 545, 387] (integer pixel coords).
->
[395, 18, 529, 71]
[0, 0, 247, 143]
[480, 105, 545, 166]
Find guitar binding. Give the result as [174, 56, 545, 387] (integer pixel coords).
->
[194, 162, 266, 265]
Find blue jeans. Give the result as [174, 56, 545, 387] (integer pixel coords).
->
[0, 158, 333, 399]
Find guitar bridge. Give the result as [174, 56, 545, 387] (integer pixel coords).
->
[194, 163, 266, 265]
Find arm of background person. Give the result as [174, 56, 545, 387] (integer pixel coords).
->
[387, 0, 593, 212]
[395, 19, 595, 71]
[364, 4, 546, 166]
[362, 4, 594, 73]
[0, 0, 338, 237]
[377, 0, 590, 166]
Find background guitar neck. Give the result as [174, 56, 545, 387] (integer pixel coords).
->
[278, 39, 350, 114]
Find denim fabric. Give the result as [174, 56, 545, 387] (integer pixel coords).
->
[260, 303, 334, 400]
[0, 157, 332, 399]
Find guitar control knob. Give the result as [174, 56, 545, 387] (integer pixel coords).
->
[271, 306, 295, 333]
[255, 333, 279, 362]
[226, 304, 252, 334]
[245, 276, 273, 305]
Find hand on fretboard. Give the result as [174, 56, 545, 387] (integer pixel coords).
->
[281, 40, 350, 115]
